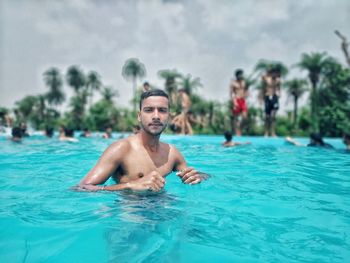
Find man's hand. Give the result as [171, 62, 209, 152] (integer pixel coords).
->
[176, 167, 206, 185]
[128, 171, 165, 192]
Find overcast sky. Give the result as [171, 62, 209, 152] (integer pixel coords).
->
[1, 0, 349, 112]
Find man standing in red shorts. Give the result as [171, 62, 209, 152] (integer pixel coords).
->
[230, 69, 248, 136]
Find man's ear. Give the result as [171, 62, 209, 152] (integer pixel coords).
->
[137, 111, 141, 122]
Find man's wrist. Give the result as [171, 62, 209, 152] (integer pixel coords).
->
[100, 185, 106, 191]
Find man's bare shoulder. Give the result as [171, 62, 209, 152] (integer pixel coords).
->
[166, 143, 182, 157]
[105, 137, 133, 156]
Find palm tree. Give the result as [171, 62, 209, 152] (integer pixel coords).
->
[14, 95, 38, 122]
[43, 67, 65, 108]
[284, 79, 308, 126]
[297, 52, 328, 131]
[66, 66, 87, 128]
[158, 69, 182, 105]
[66, 65, 86, 94]
[101, 86, 119, 104]
[86, 71, 102, 108]
[122, 58, 146, 112]
[179, 74, 202, 95]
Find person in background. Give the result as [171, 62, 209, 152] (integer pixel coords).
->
[20, 122, 30, 137]
[44, 127, 54, 138]
[222, 131, 251, 147]
[285, 133, 334, 149]
[132, 124, 141, 135]
[10, 127, 23, 142]
[175, 89, 192, 135]
[58, 125, 65, 140]
[143, 82, 151, 92]
[102, 126, 113, 139]
[262, 68, 281, 137]
[59, 128, 78, 142]
[343, 133, 350, 151]
[80, 128, 92, 138]
[230, 69, 248, 136]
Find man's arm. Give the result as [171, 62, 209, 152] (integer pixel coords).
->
[78, 140, 128, 190]
[233, 141, 251, 146]
[285, 136, 305, 147]
[172, 146, 207, 185]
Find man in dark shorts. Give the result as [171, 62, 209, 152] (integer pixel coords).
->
[262, 68, 281, 137]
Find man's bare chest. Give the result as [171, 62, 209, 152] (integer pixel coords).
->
[119, 148, 175, 179]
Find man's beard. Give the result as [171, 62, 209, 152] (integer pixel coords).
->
[141, 121, 168, 136]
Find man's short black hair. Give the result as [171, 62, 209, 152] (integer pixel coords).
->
[139, 89, 169, 110]
[344, 133, 350, 141]
[310, 133, 324, 144]
[45, 127, 54, 137]
[64, 128, 74, 137]
[224, 131, 233, 142]
[12, 127, 23, 138]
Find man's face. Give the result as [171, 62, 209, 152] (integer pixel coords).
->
[138, 96, 169, 136]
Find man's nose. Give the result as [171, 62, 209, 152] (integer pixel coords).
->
[152, 109, 160, 119]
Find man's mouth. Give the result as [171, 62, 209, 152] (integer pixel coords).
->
[149, 123, 163, 127]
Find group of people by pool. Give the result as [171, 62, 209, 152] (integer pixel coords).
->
[230, 67, 282, 137]
[7, 124, 126, 143]
[2, 87, 349, 193]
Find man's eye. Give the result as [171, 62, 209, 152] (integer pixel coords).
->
[144, 108, 153, 112]
[159, 108, 168, 113]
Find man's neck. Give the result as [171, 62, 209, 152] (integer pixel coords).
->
[139, 131, 161, 152]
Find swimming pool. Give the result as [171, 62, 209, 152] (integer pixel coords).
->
[0, 134, 349, 262]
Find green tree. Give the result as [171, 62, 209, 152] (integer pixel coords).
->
[158, 69, 182, 107]
[284, 78, 308, 127]
[179, 74, 202, 95]
[66, 66, 87, 129]
[122, 58, 146, 112]
[67, 90, 88, 130]
[101, 86, 119, 104]
[86, 71, 102, 108]
[14, 95, 38, 123]
[317, 57, 350, 136]
[66, 66, 86, 94]
[43, 67, 65, 108]
[297, 52, 328, 132]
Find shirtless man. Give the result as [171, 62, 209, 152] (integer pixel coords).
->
[177, 89, 192, 135]
[262, 68, 281, 137]
[230, 69, 248, 136]
[78, 89, 204, 192]
[142, 82, 151, 93]
[222, 131, 251, 147]
[170, 110, 193, 135]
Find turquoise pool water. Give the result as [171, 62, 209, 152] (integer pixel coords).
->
[0, 134, 349, 262]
